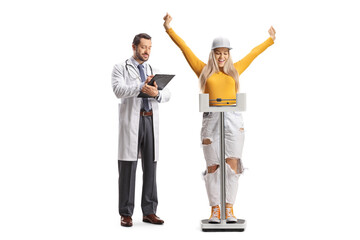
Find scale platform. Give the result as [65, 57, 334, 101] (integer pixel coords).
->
[201, 219, 246, 232]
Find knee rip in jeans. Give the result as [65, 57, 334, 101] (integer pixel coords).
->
[240, 128, 244, 132]
[207, 164, 219, 173]
[226, 158, 244, 174]
[202, 138, 212, 145]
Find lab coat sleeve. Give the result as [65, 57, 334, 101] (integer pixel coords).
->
[157, 88, 171, 103]
[111, 64, 141, 98]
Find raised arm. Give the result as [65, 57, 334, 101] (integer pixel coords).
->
[234, 26, 276, 75]
[163, 13, 206, 77]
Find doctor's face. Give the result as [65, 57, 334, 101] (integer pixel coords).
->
[133, 38, 152, 63]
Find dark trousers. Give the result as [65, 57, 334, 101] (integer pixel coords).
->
[118, 115, 158, 217]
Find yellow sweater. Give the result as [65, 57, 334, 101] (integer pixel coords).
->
[166, 28, 274, 105]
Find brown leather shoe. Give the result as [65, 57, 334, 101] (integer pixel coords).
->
[121, 215, 133, 227]
[143, 214, 164, 225]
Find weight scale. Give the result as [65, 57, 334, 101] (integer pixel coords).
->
[199, 93, 247, 232]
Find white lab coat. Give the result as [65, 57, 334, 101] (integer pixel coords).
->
[112, 58, 171, 161]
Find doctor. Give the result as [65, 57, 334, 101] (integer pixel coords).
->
[112, 33, 171, 227]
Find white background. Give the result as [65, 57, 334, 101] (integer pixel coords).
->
[1, 0, 360, 239]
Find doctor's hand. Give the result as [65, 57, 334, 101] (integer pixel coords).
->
[141, 76, 159, 97]
[163, 13, 172, 30]
[144, 75, 154, 84]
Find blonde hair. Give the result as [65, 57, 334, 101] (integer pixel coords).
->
[199, 50, 239, 92]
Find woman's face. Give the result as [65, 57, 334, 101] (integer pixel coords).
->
[214, 48, 229, 68]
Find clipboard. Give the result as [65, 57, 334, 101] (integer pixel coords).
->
[138, 74, 175, 98]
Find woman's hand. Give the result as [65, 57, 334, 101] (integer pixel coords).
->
[163, 13, 172, 31]
[268, 26, 276, 41]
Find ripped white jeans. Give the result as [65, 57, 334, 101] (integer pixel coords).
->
[201, 112, 245, 206]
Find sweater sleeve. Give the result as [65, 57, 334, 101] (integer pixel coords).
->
[234, 37, 274, 75]
[166, 28, 206, 77]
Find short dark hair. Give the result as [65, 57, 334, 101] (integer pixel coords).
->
[132, 33, 151, 46]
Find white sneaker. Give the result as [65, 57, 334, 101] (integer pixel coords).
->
[226, 207, 237, 223]
[208, 205, 220, 223]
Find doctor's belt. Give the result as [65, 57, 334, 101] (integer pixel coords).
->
[140, 110, 153, 116]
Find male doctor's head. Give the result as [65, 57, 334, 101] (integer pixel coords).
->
[132, 33, 152, 64]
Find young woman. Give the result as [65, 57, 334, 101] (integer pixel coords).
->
[163, 13, 276, 223]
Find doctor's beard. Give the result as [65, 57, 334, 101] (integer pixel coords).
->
[135, 48, 149, 62]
